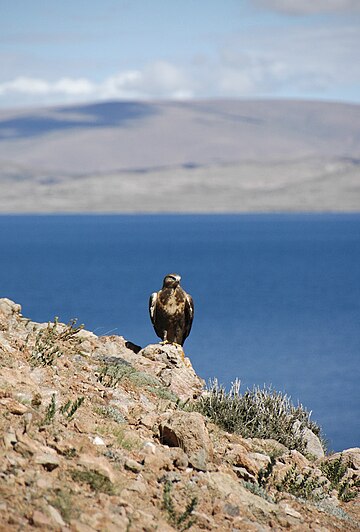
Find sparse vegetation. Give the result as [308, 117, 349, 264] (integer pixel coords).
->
[43, 393, 57, 424]
[94, 404, 126, 424]
[258, 456, 276, 488]
[50, 488, 77, 523]
[147, 385, 179, 402]
[320, 455, 360, 502]
[97, 361, 179, 402]
[59, 396, 85, 420]
[276, 464, 328, 501]
[29, 317, 84, 366]
[70, 469, 114, 494]
[97, 423, 141, 451]
[162, 481, 197, 531]
[241, 480, 274, 503]
[42, 394, 84, 425]
[191, 379, 324, 453]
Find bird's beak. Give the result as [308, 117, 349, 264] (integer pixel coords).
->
[175, 275, 181, 283]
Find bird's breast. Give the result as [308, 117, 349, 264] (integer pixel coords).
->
[159, 289, 185, 315]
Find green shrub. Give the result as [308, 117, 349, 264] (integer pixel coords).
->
[320, 455, 359, 502]
[162, 481, 197, 531]
[43, 393, 57, 424]
[70, 469, 114, 494]
[191, 379, 323, 453]
[42, 394, 84, 425]
[30, 317, 84, 366]
[276, 464, 327, 501]
[241, 480, 274, 503]
[60, 396, 85, 420]
[97, 362, 179, 402]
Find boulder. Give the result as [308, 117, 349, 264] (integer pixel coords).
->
[159, 411, 213, 471]
[138, 344, 205, 401]
[0, 298, 22, 318]
[329, 447, 360, 471]
[293, 420, 325, 459]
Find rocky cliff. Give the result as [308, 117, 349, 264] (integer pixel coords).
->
[0, 298, 359, 531]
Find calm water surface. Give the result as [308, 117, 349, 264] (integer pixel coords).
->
[1, 214, 359, 451]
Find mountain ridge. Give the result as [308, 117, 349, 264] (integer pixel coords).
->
[0, 99, 359, 212]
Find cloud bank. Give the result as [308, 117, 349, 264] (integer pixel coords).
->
[0, 21, 359, 107]
[255, 0, 360, 15]
[0, 61, 194, 107]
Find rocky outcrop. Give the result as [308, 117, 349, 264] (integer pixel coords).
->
[0, 298, 359, 531]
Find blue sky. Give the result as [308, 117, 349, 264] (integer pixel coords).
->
[0, 0, 359, 108]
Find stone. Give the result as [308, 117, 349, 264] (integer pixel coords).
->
[140, 412, 159, 430]
[169, 447, 189, 470]
[92, 436, 105, 446]
[142, 450, 172, 472]
[279, 502, 303, 520]
[14, 433, 41, 456]
[159, 411, 213, 471]
[31, 510, 52, 528]
[329, 447, 360, 471]
[78, 454, 116, 483]
[1, 398, 28, 415]
[142, 441, 157, 454]
[233, 466, 257, 483]
[137, 344, 205, 400]
[46, 504, 66, 527]
[124, 458, 143, 473]
[34, 452, 60, 471]
[69, 520, 97, 532]
[3, 429, 17, 450]
[227, 449, 261, 476]
[282, 449, 310, 469]
[126, 478, 147, 494]
[293, 421, 325, 459]
[0, 298, 21, 317]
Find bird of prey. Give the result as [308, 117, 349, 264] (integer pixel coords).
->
[149, 273, 194, 347]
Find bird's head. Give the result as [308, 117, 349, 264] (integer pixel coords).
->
[163, 273, 181, 288]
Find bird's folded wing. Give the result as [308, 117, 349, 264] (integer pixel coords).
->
[149, 292, 158, 324]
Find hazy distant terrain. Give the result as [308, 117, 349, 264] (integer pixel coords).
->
[0, 99, 359, 212]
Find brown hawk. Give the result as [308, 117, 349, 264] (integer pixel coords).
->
[149, 273, 194, 346]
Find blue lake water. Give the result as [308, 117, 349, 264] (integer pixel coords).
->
[0, 214, 359, 452]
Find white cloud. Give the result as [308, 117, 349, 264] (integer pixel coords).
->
[0, 22, 359, 108]
[0, 61, 194, 106]
[254, 0, 360, 15]
[0, 76, 95, 97]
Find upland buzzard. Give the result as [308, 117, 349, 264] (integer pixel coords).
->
[149, 273, 194, 346]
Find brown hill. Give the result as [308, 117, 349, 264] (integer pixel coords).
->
[0, 99, 359, 212]
[0, 298, 359, 530]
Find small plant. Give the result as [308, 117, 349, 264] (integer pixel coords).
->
[94, 405, 125, 424]
[42, 394, 84, 425]
[320, 455, 359, 502]
[43, 393, 57, 424]
[50, 488, 77, 522]
[162, 481, 197, 531]
[97, 362, 179, 402]
[276, 464, 327, 501]
[147, 386, 179, 402]
[191, 379, 324, 453]
[96, 424, 141, 451]
[97, 363, 136, 387]
[60, 396, 85, 420]
[30, 317, 84, 366]
[258, 456, 276, 488]
[70, 469, 114, 494]
[241, 480, 274, 503]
